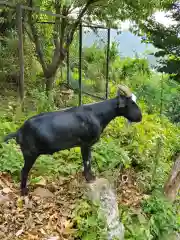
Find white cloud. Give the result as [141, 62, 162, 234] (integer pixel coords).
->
[120, 20, 132, 31]
[118, 10, 177, 31]
[68, 8, 177, 30]
[153, 11, 177, 26]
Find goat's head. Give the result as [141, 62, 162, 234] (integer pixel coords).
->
[116, 85, 142, 122]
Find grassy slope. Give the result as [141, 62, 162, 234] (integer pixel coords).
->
[0, 87, 179, 240]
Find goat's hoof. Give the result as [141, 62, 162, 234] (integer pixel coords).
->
[21, 187, 29, 196]
[85, 174, 96, 183]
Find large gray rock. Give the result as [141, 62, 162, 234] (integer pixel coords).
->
[87, 178, 124, 240]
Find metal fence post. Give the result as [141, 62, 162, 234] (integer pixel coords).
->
[105, 28, 110, 99]
[79, 23, 82, 106]
[16, 3, 25, 105]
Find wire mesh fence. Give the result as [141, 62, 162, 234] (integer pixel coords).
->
[82, 25, 110, 100]
[67, 24, 81, 103]
[0, 2, 111, 106]
[67, 24, 110, 104]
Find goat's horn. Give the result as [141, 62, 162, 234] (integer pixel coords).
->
[118, 85, 132, 97]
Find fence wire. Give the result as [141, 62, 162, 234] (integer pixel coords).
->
[0, 2, 111, 106]
[81, 25, 109, 100]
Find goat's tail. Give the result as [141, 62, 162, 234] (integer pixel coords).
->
[4, 132, 17, 143]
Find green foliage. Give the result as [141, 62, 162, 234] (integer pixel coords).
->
[109, 54, 180, 122]
[0, 35, 38, 87]
[30, 89, 56, 113]
[72, 192, 179, 240]
[117, 57, 151, 80]
[83, 44, 105, 65]
[93, 138, 131, 171]
[1, 8, 180, 238]
[141, 194, 179, 239]
[32, 152, 81, 178]
[138, 2, 180, 81]
[72, 199, 107, 240]
[120, 193, 179, 239]
[0, 141, 23, 177]
[1, 0, 171, 91]
[0, 45, 180, 190]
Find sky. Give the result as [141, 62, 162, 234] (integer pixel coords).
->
[72, 8, 176, 65]
[69, 6, 176, 30]
[120, 11, 176, 31]
[81, 10, 176, 66]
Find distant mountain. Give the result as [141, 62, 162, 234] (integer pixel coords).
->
[82, 28, 158, 68]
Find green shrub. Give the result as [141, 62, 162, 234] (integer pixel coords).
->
[142, 194, 179, 239]
[72, 199, 107, 240]
[0, 141, 23, 178]
[0, 40, 180, 240]
[119, 193, 179, 240]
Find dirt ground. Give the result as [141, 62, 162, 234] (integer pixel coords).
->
[0, 170, 145, 240]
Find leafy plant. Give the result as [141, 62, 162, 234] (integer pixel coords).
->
[30, 89, 56, 113]
[72, 199, 108, 240]
[142, 194, 179, 239]
[0, 141, 23, 178]
[93, 138, 131, 171]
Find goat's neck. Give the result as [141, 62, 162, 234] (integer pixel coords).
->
[94, 98, 118, 129]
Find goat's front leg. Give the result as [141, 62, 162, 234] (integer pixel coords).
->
[81, 146, 96, 182]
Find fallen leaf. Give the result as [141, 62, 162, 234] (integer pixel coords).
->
[2, 187, 12, 194]
[32, 187, 54, 198]
[39, 228, 46, 235]
[15, 228, 24, 237]
[24, 196, 33, 209]
[44, 237, 59, 240]
[27, 233, 39, 240]
[0, 194, 10, 205]
[64, 220, 74, 229]
[0, 179, 7, 188]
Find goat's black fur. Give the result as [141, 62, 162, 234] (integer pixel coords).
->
[4, 91, 142, 196]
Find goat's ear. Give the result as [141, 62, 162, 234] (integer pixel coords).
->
[117, 89, 126, 108]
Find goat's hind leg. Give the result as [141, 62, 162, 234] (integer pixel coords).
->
[20, 152, 38, 196]
[81, 146, 96, 182]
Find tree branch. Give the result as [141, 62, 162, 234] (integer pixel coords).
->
[46, 5, 68, 78]
[67, 0, 100, 46]
[53, 0, 61, 48]
[46, 0, 99, 78]
[27, 0, 47, 74]
[24, 25, 34, 42]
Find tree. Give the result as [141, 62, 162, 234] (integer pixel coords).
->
[23, 0, 175, 94]
[138, 2, 180, 81]
[0, 8, 15, 38]
[164, 153, 180, 202]
[1, 0, 174, 94]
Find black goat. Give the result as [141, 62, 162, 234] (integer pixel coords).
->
[4, 85, 142, 196]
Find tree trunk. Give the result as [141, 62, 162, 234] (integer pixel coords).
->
[164, 154, 180, 202]
[45, 75, 56, 104]
[45, 76, 55, 93]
